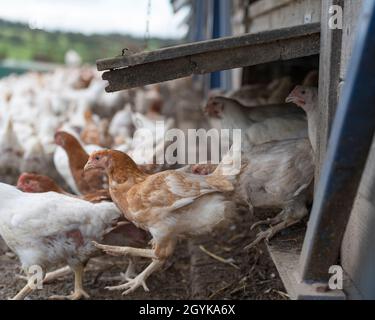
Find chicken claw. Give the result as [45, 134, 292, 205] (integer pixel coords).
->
[49, 289, 90, 300]
[245, 218, 299, 250]
[250, 216, 282, 230]
[245, 227, 278, 250]
[106, 260, 163, 296]
[106, 275, 150, 295]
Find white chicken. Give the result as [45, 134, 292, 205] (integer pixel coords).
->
[187, 138, 315, 249]
[205, 96, 307, 151]
[227, 77, 294, 106]
[239, 85, 319, 248]
[109, 104, 134, 146]
[239, 138, 315, 249]
[127, 112, 175, 173]
[0, 182, 122, 300]
[286, 85, 319, 153]
[20, 137, 49, 175]
[0, 118, 24, 184]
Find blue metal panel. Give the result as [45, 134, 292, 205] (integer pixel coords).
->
[299, 0, 375, 282]
[210, 0, 232, 90]
[192, 0, 206, 42]
[210, 0, 222, 89]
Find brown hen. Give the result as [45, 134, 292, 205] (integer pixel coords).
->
[17, 172, 111, 203]
[55, 131, 107, 195]
[85, 149, 239, 295]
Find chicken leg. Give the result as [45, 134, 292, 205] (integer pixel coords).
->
[49, 265, 90, 300]
[16, 265, 71, 283]
[122, 258, 137, 281]
[11, 283, 34, 300]
[245, 199, 308, 250]
[98, 257, 137, 282]
[92, 241, 156, 259]
[106, 259, 163, 295]
[12, 266, 72, 300]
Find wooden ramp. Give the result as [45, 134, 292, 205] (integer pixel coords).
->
[265, 226, 345, 300]
[97, 23, 320, 92]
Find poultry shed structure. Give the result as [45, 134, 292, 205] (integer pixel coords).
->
[0, 0, 374, 301]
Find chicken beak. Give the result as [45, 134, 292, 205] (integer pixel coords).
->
[286, 94, 306, 107]
[84, 161, 95, 172]
[285, 95, 295, 103]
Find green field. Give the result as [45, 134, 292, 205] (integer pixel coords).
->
[0, 19, 178, 64]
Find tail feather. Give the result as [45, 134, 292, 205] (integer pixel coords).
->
[206, 145, 242, 191]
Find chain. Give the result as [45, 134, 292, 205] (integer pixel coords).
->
[144, 0, 152, 50]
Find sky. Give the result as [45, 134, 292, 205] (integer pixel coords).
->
[0, 0, 188, 39]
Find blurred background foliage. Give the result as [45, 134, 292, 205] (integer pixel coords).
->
[0, 19, 178, 64]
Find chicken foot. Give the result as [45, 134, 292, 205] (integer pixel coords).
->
[49, 265, 90, 300]
[16, 265, 71, 283]
[106, 259, 163, 295]
[92, 241, 156, 259]
[11, 266, 73, 300]
[94, 241, 164, 295]
[245, 201, 308, 250]
[245, 218, 301, 250]
[249, 212, 286, 231]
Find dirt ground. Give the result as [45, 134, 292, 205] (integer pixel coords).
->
[0, 209, 298, 300]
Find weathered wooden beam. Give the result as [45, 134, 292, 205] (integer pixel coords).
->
[97, 23, 320, 92]
[249, 0, 294, 19]
[299, 0, 375, 282]
[266, 238, 345, 300]
[315, 0, 344, 185]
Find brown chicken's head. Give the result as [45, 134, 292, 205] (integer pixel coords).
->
[204, 97, 225, 118]
[84, 150, 111, 172]
[85, 150, 142, 180]
[17, 173, 60, 193]
[286, 86, 318, 111]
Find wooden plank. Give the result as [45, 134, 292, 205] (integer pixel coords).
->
[334, 0, 374, 300]
[245, 0, 321, 34]
[267, 245, 300, 299]
[98, 23, 319, 71]
[266, 233, 303, 300]
[340, 0, 363, 80]
[249, 0, 295, 19]
[315, 0, 344, 184]
[266, 231, 345, 300]
[98, 23, 320, 92]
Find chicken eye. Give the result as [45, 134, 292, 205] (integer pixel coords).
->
[95, 156, 100, 161]
[301, 90, 306, 95]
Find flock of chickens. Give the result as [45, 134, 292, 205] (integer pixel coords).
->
[0, 65, 319, 300]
